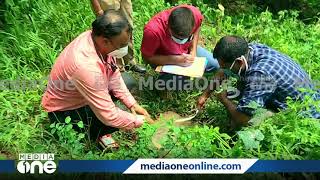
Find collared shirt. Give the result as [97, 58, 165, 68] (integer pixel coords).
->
[237, 43, 320, 119]
[140, 5, 204, 58]
[41, 30, 138, 130]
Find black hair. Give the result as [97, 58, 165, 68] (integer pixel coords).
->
[213, 36, 249, 63]
[92, 10, 132, 39]
[168, 7, 195, 38]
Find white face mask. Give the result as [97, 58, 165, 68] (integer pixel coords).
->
[229, 55, 249, 76]
[171, 35, 188, 44]
[108, 45, 128, 58]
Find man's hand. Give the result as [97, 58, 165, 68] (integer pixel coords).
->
[90, 0, 104, 16]
[131, 103, 155, 124]
[134, 115, 145, 128]
[96, 9, 104, 16]
[178, 53, 195, 67]
[131, 103, 149, 116]
[197, 95, 209, 109]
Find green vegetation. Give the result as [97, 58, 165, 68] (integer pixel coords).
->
[0, 0, 319, 160]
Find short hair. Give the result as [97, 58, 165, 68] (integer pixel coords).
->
[168, 7, 195, 38]
[92, 10, 132, 39]
[213, 36, 249, 63]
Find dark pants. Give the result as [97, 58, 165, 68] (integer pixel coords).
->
[48, 72, 138, 141]
[48, 106, 118, 141]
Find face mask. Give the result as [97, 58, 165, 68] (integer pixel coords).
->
[229, 55, 249, 76]
[171, 35, 189, 44]
[108, 45, 128, 58]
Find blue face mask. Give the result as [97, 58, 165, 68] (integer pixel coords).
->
[171, 35, 189, 44]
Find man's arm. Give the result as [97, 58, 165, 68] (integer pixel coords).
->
[189, 27, 200, 57]
[72, 65, 142, 130]
[216, 91, 250, 127]
[218, 71, 276, 127]
[143, 54, 185, 66]
[108, 68, 152, 120]
[198, 77, 251, 127]
[108, 68, 137, 109]
[90, 0, 103, 16]
[197, 69, 226, 109]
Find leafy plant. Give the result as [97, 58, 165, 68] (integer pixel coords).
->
[49, 117, 86, 159]
[238, 129, 264, 150]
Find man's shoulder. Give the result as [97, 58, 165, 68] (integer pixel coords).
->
[248, 59, 279, 77]
[249, 42, 272, 51]
[143, 18, 166, 40]
[145, 18, 167, 36]
[65, 30, 93, 54]
[61, 30, 100, 70]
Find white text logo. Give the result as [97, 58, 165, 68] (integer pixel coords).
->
[17, 153, 56, 174]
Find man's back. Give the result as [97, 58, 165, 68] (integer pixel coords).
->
[238, 43, 319, 118]
[249, 43, 313, 101]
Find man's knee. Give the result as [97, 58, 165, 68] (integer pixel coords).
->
[196, 46, 220, 72]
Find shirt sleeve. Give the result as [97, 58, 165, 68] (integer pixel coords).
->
[108, 69, 137, 109]
[71, 64, 138, 130]
[237, 71, 277, 116]
[140, 28, 160, 58]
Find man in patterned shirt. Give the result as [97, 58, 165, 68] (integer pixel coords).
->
[197, 35, 320, 127]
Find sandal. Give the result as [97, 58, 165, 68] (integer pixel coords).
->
[98, 134, 120, 150]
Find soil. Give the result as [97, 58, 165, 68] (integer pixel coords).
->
[151, 111, 195, 149]
[0, 150, 14, 160]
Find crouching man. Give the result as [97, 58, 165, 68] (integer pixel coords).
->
[42, 11, 151, 149]
[197, 36, 320, 128]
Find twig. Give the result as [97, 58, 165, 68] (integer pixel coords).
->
[160, 141, 177, 158]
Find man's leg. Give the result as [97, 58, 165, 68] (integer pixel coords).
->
[110, 72, 138, 103]
[48, 106, 118, 141]
[119, 0, 133, 28]
[82, 106, 118, 141]
[118, 0, 133, 71]
[97, 0, 130, 72]
[121, 71, 138, 91]
[196, 45, 220, 72]
[99, 0, 121, 11]
[48, 107, 89, 134]
[119, 0, 146, 73]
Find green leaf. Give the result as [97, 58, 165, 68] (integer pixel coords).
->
[66, 124, 73, 130]
[6, 0, 14, 7]
[50, 123, 55, 128]
[238, 129, 265, 149]
[65, 116, 71, 124]
[77, 121, 84, 128]
[78, 133, 85, 140]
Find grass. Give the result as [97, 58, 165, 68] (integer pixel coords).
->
[0, 0, 319, 160]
